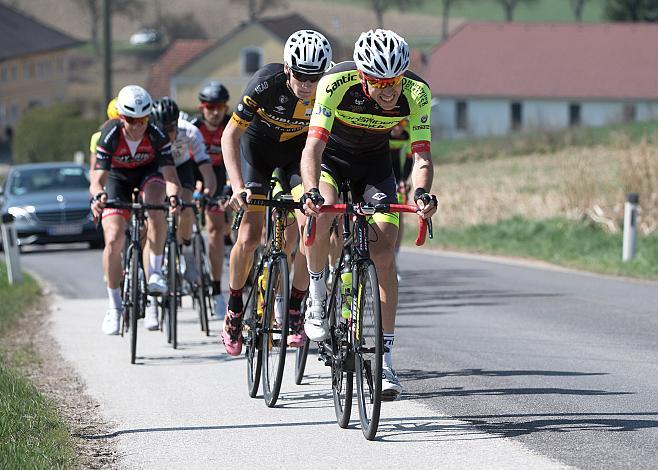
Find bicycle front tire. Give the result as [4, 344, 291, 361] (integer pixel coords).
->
[354, 260, 382, 441]
[129, 245, 140, 364]
[261, 255, 289, 408]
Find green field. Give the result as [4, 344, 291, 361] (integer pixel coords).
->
[0, 264, 76, 468]
[303, 0, 605, 22]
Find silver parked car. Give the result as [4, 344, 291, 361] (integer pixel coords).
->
[0, 162, 103, 249]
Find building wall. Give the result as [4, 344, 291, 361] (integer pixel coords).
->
[432, 97, 658, 139]
[172, 24, 285, 110]
[0, 49, 71, 129]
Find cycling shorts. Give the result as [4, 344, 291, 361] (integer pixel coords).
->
[103, 162, 164, 221]
[320, 156, 399, 227]
[176, 159, 197, 191]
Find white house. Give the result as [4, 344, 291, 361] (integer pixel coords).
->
[424, 22, 658, 139]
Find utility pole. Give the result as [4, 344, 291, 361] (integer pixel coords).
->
[102, 0, 112, 106]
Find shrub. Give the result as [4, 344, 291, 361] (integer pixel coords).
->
[13, 103, 99, 164]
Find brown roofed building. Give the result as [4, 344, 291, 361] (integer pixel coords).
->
[147, 40, 213, 99]
[425, 22, 658, 138]
[0, 4, 81, 129]
[169, 13, 349, 110]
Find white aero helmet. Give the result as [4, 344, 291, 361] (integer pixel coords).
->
[283, 30, 333, 74]
[353, 29, 410, 79]
[117, 85, 153, 118]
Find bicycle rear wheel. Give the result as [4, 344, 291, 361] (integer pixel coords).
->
[261, 255, 289, 408]
[193, 233, 210, 335]
[330, 272, 353, 428]
[294, 337, 310, 385]
[354, 260, 382, 441]
[129, 245, 140, 364]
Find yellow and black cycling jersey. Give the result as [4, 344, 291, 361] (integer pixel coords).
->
[231, 63, 315, 144]
[308, 61, 431, 160]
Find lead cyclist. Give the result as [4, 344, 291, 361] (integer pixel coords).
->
[300, 29, 438, 400]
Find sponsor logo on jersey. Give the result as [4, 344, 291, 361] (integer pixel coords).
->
[237, 103, 244, 112]
[255, 81, 269, 94]
[243, 96, 258, 108]
[413, 124, 430, 131]
[372, 193, 387, 201]
[354, 99, 365, 105]
[116, 152, 150, 164]
[314, 104, 332, 117]
[325, 72, 357, 97]
[279, 95, 289, 104]
[421, 115, 428, 123]
[274, 105, 286, 114]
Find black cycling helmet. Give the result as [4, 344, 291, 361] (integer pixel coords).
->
[151, 97, 179, 129]
[198, 81, 229, 103]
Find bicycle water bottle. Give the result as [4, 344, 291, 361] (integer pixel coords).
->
[257, 264, 268, 317]
[340, 270, 352, 319]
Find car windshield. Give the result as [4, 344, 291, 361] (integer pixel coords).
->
[10, 167, 89, 196]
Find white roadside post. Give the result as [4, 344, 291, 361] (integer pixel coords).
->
[622, 193, 639, 262]
[74, 150, 85, 165]
[1, 213, 23, 284]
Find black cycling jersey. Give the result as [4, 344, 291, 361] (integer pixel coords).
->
[231, 63, 315, 145]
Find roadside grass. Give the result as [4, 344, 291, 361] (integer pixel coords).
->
[411, 217, 658, 280]
[0, 263, 76, 469]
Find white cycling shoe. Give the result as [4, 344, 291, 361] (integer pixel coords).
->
[147, 272, 168, 295]
[304, 296, 329, 342]
[212, 294, 226, 320]
[381, 365, 403, 401]
[102, 308, 121, 335]
[144, 300, 159, 331]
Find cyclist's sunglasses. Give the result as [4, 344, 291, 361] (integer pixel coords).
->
[121, 115, 149, 125]
[291, 70, 324, 83]
[201, 102, 227, 112]
[360, 72, 404, 89]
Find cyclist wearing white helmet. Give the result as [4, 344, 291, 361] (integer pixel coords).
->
[90, 85, 181, 335]
[220, 30, 332, 356]
[299, 29, 438, 400]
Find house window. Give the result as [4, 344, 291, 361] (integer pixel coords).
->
[24, 62, 35, 80]
[242, 47, 262, 75]
[456, 101, 468, 131]
[0, 67, 6, 82]
[623, 104, 636, 123]
[11, 65, 17, 80]
[569, 103, 581, 127]
[511, 102, 522, 131]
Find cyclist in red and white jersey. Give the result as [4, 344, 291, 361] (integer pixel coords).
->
[90, 85, 181, 335]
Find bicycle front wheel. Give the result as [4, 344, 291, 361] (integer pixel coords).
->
[193, 232, 210, 335]
[129, 246, 140, 364]
[168, 239, 178, 349]
[261, 255, 289, 408]
[294, 337, 310, 385]
[354, 260, 382, 441]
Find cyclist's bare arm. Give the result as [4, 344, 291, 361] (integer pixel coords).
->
[89, 169, 109, 217]
[220, 119, 249, 209]
[410, 150, 437, 218]
[197, 161, 217, 198]
[300, 136, 328, 215]
[161, 165, 181, 198]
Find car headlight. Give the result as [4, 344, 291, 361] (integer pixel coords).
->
[7, 205, 36, 219]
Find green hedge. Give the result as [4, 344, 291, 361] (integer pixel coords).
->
[13, 103, 99, 164]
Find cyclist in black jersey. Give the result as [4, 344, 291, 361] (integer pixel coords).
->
[300, 30, 438, 399]
[90, 85, 181, 335]
[190, 81, 231, 318]
[220, 30, 333, 356]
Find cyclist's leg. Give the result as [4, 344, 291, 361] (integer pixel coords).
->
[363, 172, 403, 396]
[142, 169, 167, 293]
[222, 152, 269, 354]
[304, 165, 340, 341]
[100, 174, 130, 334]
[206, 163, 227, 314]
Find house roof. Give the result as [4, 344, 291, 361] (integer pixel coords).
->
[425, 22, 658, 100]
[0, 4, 81, 61]
[147, 39, 213, 98]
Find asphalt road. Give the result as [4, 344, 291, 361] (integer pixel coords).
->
[20, 244, 658, 469]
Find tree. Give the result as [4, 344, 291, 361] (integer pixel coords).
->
[367, 0, 424, 29]
[160, 12, 207, 40]
[493, 0, 540, 21]
[230, 0, 288, 22]
[441, 0, 471, 39]
[570, 0, 589, 22]
[74, 0, 145, 53]
[603, 0, 658, 22]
